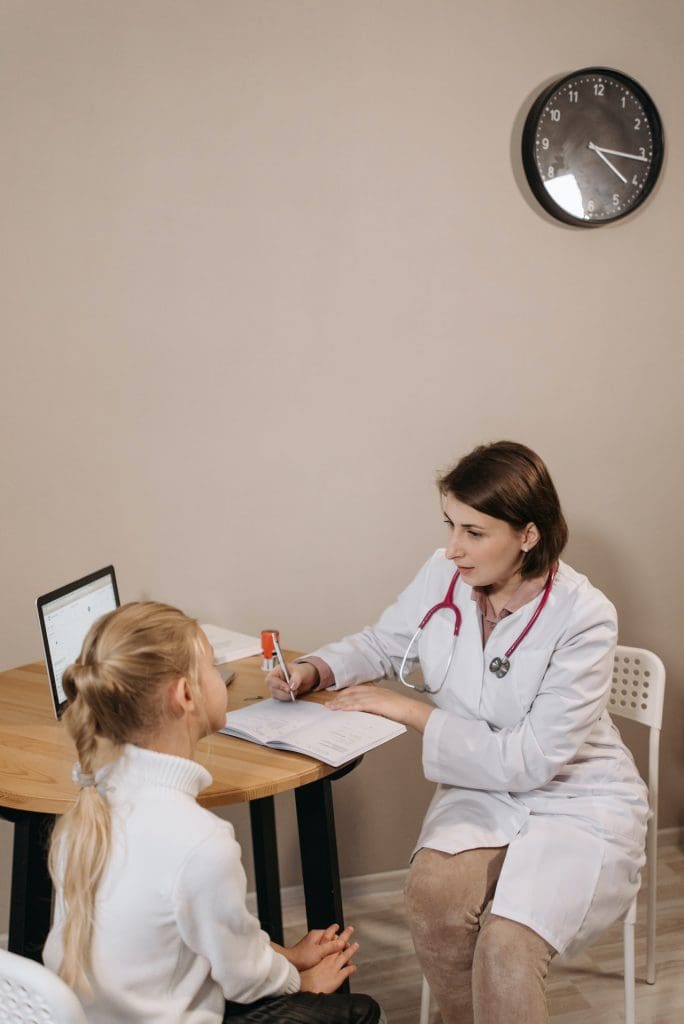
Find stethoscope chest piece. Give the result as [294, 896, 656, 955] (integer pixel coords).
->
[489, 656, 510, 679]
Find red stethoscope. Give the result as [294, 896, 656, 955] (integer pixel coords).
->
[399, 565, 556, 693]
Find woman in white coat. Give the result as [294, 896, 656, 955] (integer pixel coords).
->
[267, 441, 648, 1024]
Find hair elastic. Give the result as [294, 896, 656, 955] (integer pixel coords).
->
[71, 763, 96, 789]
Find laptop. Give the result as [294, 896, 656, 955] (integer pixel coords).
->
[37, 566, 120, 719]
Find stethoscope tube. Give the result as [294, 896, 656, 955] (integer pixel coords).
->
[399, 570, 461, 693]
[399, 565, 556, 693]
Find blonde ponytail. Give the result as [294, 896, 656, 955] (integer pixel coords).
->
[49, 602, 202, 991]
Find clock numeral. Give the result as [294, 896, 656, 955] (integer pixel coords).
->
[639, 147, 646, 158]
[547, 165, 555, 178]
[593, 83, 605, 96]
[587, 199, 596, 212]
[613, 194, 620, 206]
[632, 174, 640, 186]
[550, 108, 561, 122]
[568, 90, 579, 103]
[621, 95, 627, 108]
[541, 137, 550, 150]
[634, 117, 641, 130]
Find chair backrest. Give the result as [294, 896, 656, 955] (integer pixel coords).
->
[609, 645, 666, 731]
[0, 948, 87, 1024]
[608, 644, 666, 811]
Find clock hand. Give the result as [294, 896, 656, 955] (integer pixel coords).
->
[588, 142, 627, 183]
[590, 144, 648, 163]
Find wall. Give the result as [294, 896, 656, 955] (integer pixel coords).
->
[2, 0, 683, 928]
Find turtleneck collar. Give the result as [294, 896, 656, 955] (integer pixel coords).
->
[97, 743, 212, 797]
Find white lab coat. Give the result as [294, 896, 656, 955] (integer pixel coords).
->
[311, 551, 648, 955]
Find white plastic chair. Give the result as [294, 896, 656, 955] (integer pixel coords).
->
[0, 948, 87, 1024]
[418, 644, 665, 1024]
[607, 645, 665, 1022]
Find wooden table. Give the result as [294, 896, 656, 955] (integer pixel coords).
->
[0, 656, 358, 962]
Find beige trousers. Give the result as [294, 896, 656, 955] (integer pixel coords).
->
[405, 847, 556, 1024]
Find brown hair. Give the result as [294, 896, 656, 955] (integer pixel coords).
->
[438, 441, 568, 578]
[48, 601, 204, 992]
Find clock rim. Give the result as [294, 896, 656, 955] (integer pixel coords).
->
[521, 66, 665, 227]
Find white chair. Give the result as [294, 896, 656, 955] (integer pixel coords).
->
[608, 644, 665, 1022]
[0, 948, 87, 1024]
[418, 644, 666, 1024]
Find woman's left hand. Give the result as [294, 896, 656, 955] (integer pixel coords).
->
[328, 684, 433, 733]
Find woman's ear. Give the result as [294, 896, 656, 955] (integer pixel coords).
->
[521, 523, 541, 552]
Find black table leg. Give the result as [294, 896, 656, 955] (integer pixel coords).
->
[5, 810, 55, 961]
[294, 777, 345, 933]
[295, 775, 348, 990]
[249, 796, 284, 945]
[295, 760, 362, 993]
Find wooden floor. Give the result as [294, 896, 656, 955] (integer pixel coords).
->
[283, 832, 684, 1023]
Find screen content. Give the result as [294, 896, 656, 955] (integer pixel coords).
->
[42, 577, 118, 704]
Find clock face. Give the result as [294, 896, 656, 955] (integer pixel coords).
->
[522, 68, 664, 225]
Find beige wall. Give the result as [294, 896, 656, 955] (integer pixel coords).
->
[2, 1, 683, 928]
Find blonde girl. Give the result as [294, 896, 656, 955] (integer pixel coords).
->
[44, 601, 383, 1024]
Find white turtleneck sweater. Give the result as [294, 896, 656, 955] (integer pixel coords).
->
[44, 744, 299, 1023]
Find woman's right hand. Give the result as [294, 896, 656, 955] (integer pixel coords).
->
[299, 942, 358, 993]
[266, 661, 319, 701]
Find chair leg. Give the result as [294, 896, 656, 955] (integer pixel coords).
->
[419, 976, 431, 1024]
[623, 897, 637, 1024]
[646, 817, 657, 985]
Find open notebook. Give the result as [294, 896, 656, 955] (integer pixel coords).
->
[221, 698, 406, 768]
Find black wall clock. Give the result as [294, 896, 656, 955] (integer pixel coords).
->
[522, 67, 664, 226]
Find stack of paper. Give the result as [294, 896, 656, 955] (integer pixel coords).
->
[200, 624, 262, 664]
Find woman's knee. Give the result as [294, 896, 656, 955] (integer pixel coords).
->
[406, 872, 478, 945]
[474, 914, 555, 987]
[405, 851, 443, 921]
[405, 848, 503, 939]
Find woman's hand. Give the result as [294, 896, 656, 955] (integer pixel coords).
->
[265, 661, 319, 702]
[281, 924, 354, 971]
[328, 684, 433, 734]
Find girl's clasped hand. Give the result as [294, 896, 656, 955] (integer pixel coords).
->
[280, 925, 359, 992]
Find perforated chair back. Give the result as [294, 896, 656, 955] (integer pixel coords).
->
[608, 645, 666, 732]
[0, 948, 87, 1024]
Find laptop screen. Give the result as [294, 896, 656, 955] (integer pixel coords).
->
[37, 566, 120, 718]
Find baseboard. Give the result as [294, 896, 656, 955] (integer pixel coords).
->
[657, 824, 684, 846]
[245, 867, 408, 917]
